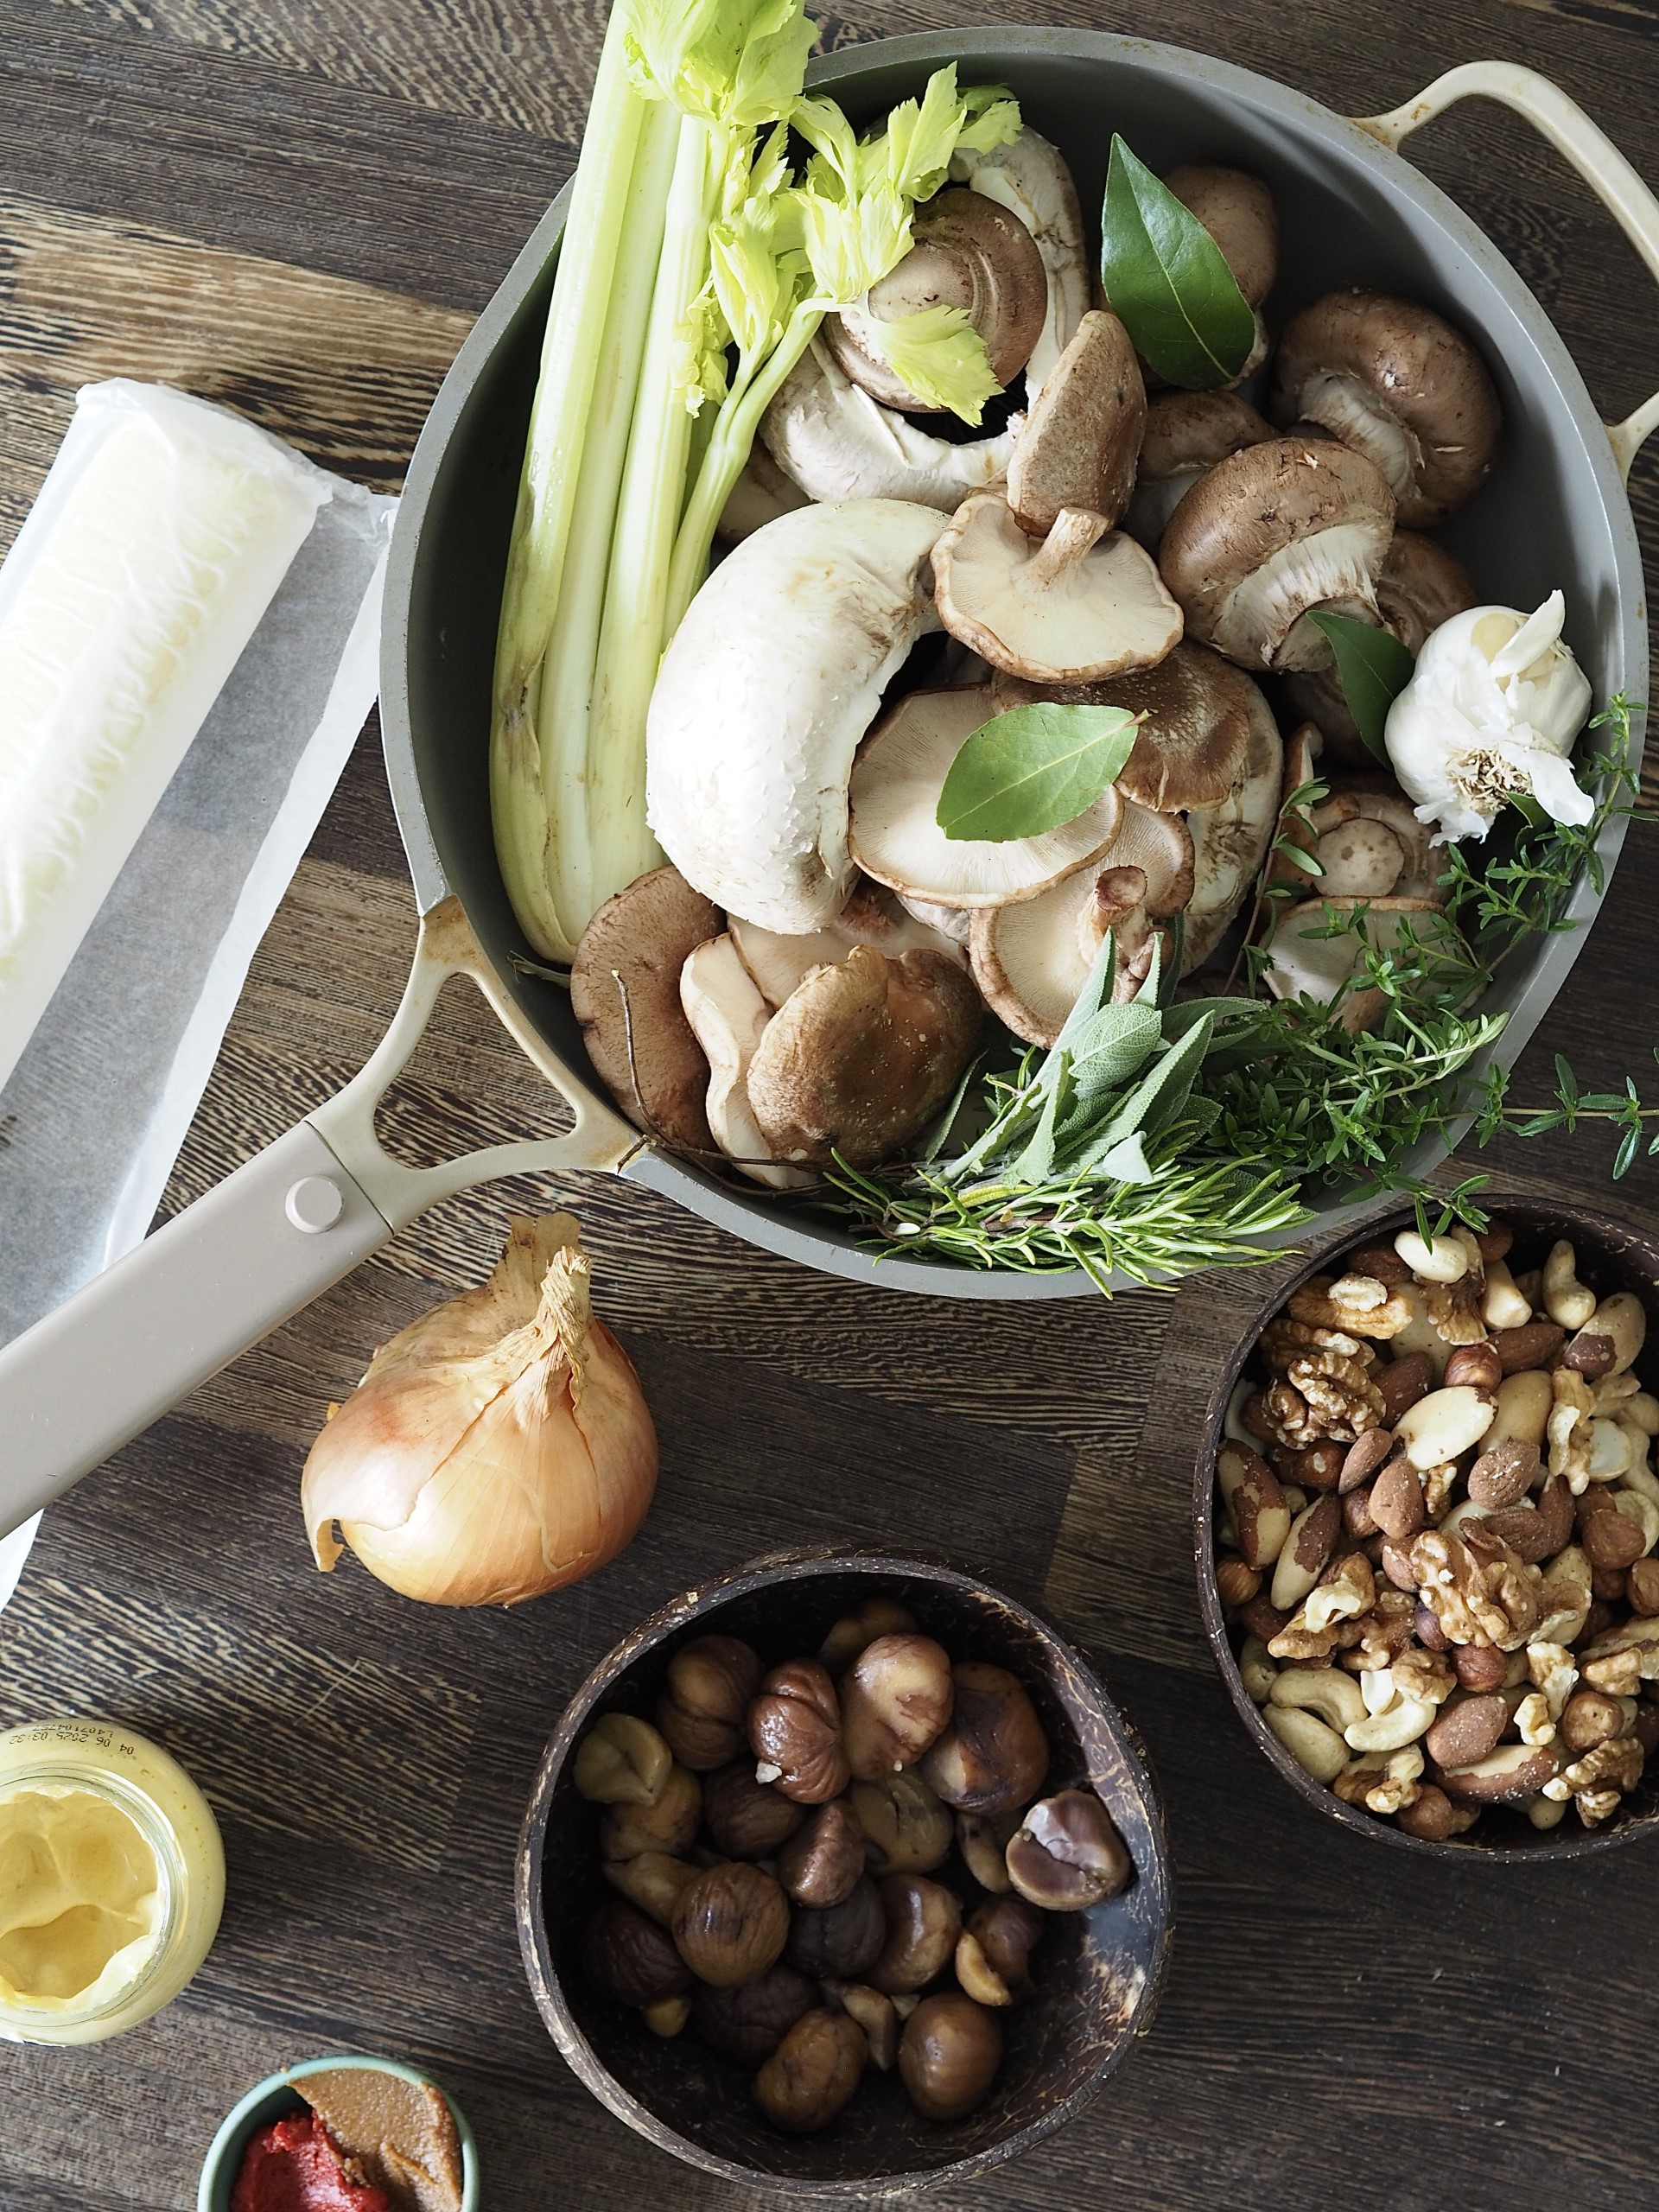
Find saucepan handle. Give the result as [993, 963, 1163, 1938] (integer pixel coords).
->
[1357, 60, 1659, 479]
[0, 897, 637, 1537]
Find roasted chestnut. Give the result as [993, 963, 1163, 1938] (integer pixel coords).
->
[955, 1808, 1021, 1893]
[671, 1862, 790, 1987]
[842, 1634, 955, 1780]
[898, 1992, 1002, 2120]
[778, 1797, 865, 1908]
[869, 1873, 962, 1995]
[640, 1993, 691, 2037]
[954, 1896, 1044, 2005]
[1006, 1789, 1132, 1910]
[831, 1980, 900, 2069]
[601, 1849, 698, 1928]
[748, 1658, 850, 1802]
[600, 1763, 702, 1861]
[703, 1761, 806, 1859]
[850, 1770, 953, 1874]
[753, 2008, 867, 2133]
[656, 1636, 763, 1770]
[785, 1874, 885, 1980]
[691, 1962, 816, 2064]
[818, 1598, 919, 1675]
[918, 1662, 1049, 1813]
[573, 1713, 673, 1805]
[582, 1897, 692, 2008]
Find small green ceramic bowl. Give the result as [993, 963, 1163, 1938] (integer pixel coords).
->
[197, 2052, 480, 2212]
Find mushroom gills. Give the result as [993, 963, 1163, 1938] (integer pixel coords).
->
[730, 887, 965, 1008]
[678, 936, 810, 1190]
[1264, 896, 1463, 1033]
[1292, 372, 1420, 502]
[1211, 521, 1385, 673]
[1182, 691, 1283, 971]
[949, 127, 1091, 403]
[849, 685, 1124, 908]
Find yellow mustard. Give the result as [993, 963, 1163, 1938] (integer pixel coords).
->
[0, 1717, 225, 2044]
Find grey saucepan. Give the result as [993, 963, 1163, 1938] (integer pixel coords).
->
[0, 40, 1654, 1537]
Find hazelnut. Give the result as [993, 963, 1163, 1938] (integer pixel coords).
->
[1560, 1688, 1626, 1754]
[842, 1634, 955, 1778]
[818, 1598, 918, 1675]
[869, 1874, 963, 1995]
[851, 1770, 954, 1874]
[955, 1808, 1020, 1894]
[601, 1850, 698, 1928]
[1237, 1593, 1289, 1641]
[1592, 1562, 1630, 1603]
[1477, 1220, 1515, 1264]
[671, 1862, 789, 1988]
[748, 1659, 849, 1803]
[1215, 1554, 1262, 1609]
[600, 1764, 702, 1861]
[583, 1898, 692, 2008]
[1343, 1485, 1379, 1541]
[898, 1993, 1002, 2121]
[1380, 1543, 1420, 1593]
[1424, 1694, 1507, 1770]
[1395, 1784, 1455, 1842]
[1452, 1643, 1509, 1694]
[573, 1713, 674, 1805]
[954, 1897, 1044, 2005]
[836, 1982, 899, 2069]
[917, 1662, 1050, 1813]
[1443, 1343, 1503, 1393]
[703, 1762, 806, 1860]
[753, 2008, 867, 2133]
[1628, 1556, 1659, 1616]
[691, 1962, 815, 2064]
[1580, 1501, 1645, 1573]
[786, 1875, 886, 1980]
[1006, 1790, 1132, 1910]
[656, 1636, 762, 1770]
[778, 1798, 865, 1908]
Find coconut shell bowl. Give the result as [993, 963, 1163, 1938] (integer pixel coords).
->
[1196, 1195, 1659, 1861]
[516, 1549, 1171, 2196]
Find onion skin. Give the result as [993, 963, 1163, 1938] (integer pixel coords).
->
[302, 1213, 658, 1605]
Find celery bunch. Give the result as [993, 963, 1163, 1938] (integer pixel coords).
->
[490, 0, 1019, 961]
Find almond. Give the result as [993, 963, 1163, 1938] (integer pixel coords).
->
[1369, 1453, 1427, 1544]
[1339, 1427, 1395, 1493]
[1467, 1439, 1540, 1510]
[1425, 1694, 1507, 1770]
[1487, 1320, 1566, 1376]
[1479, 1503, 1555, 1566]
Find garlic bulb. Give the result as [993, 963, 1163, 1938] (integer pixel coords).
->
[1383, 592, 1594, 842]
[302, 1214, 657, 1605]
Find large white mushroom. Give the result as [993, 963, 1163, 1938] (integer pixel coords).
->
[646, 499, 946, 935]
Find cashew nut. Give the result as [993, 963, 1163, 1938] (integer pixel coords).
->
[1344, 1693, 1436, 1752]
[1238, 1635, 1277, 1703]
[1263, 1703, 1350, 1783]
[1535, 1544, 1592, 1647]
[1486, 1369, 1554, 1454]
[1625, 1392, 1659, 1436]
[1481, 1260, 1534, 1330]
[1593, 1371, 1643, 1414]
[1394, 1384, 1497, 1470]
[1526, 1793, 1569, 1830]
[1586, 1292, 1648, 1378]
[1617, 1434, 1659, 1508]
[1586, 1418, 1635, 1483]
[1541, 1239, 1597, 1330]
[1394, 1228, 1469, 1284]
[1268, 1666, 1367, 1734]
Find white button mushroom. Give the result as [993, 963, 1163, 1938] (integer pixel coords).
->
[645, 499, 946, 936]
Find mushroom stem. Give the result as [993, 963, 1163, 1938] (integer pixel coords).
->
[1026, 506, 1107, 590]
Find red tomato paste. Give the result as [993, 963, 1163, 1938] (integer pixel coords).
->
[231, 2111, 395, 2212]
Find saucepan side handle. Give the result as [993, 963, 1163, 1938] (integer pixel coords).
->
[1357, 60, 1659, 479]
[0, 897, 638, 1536]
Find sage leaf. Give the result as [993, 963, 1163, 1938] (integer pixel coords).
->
[1052, 929, 1118, 1058]
[1092, 1013, 1215, 1154]
[1100, 137, 1256, 389]
[937, 702, 1141, 842]
[1092, 1131, 1156, 1185]
[1010, 1057, 1069, 1185]
[1066, 1001, 1165, 1107]
[1306, 610, 1414, 764]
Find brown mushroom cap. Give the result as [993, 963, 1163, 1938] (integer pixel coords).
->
[745, 945, 982, 1166]
[825, 190, 1047, 413]
[1163, 164, 1280, 308]
[1137, 391, 1276, 483]
[1159, 436, 1395, 672]
[992, 640, 1268, 814]
[1007, 309, 1146, 537]
[933, 493, 1182, 684]
[1270, 289, 1502, 525]
[572, 866, 721, 1151]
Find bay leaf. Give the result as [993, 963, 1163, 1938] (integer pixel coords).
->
[937, 702, 1140, 842]
[1306, 609, 1414, 763]
[1100, 137, 1256, 390]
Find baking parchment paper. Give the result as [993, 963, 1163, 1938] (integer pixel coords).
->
[0, 474, 397, 1610]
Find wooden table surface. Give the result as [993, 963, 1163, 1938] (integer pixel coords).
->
[3, 0, 1658, 2205]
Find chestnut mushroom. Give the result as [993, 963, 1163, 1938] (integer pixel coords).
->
[656, 1636, 763, 1771]
[918, 1662, 1050, 1813]
[691, 1962, 817, 2065]
[583, 1898, 693, 2009]
[753, 2008, 868, 2133]
[842, 1633, 957, 1779]
[898, 1993, 1003, 2121]
[748, 1658, 850, 1803]
[1006, 1789, 1133, 1910]
[850, 1770, 955, 1875]
[778, 1798, 867, 1909]
[671, 1862, 791, 1988]
[1165, 164, 1279, 312]
[1006, 309, 1147, 538]
[869, 1873, 963, 1995]
[1124, 389, 1275, 550]
[786, 1874, 887, 1981]
[702, 1761, 807, 1860]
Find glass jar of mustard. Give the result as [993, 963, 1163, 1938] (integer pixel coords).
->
[0, 1716, 226, 2045]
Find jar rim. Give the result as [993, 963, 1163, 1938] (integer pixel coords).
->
[0, 1763, 182, 2025]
